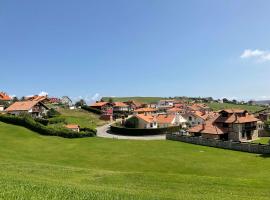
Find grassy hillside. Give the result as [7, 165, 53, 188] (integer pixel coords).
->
[1, 122, 270, 199]
[101, 97, 165, 103]
[207, 102, 264, 113]
[51, 108, 107, 129]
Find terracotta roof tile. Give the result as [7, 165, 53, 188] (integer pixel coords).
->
[0, 92, 11, 101]
[5, 101, 39, 111]
[65, 124, 80, 129]
[134, 108, 157, 112]
[113, 102, 128, 107]
[90, 102, 109, 107]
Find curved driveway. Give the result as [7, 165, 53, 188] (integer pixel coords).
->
[96, 123, 166, 140]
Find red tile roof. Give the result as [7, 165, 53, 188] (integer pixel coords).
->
[134, 108, 157, 112]
[136, 114, 155, 123]
[188, 120, 227, 135]
[167, 107, 183, 113]
[215, 114, 259, 123]
[136, 114, 175, 124]
[221, 109, 246, 114]
[0, 92, 11, 101]
[113, 102, 128, 107]
[65, 124, 80, 129]
[156, 114, 175, 124]
[90, 102, 109, 107]
[5, 101, 39, 111]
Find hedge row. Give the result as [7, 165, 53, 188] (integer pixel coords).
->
[110, 124, 181, 136]
[81, 105, 102, 115]
[0, 114, 96, 138]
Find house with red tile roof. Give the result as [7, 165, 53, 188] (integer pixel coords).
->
[90, 101, 112, 111]
[0, 92, 12, 101]
[188, 109, 260, 142]
[184, 110, 215, 127]
[123, 100, 142, 111]
[112, 102, 129, 112]
[133, 107, 157, 115]
[65, 124, 80, 132]
[25, 95, 49, 104]
[134, 113, 187, 129]
[5, 100, 49, 118]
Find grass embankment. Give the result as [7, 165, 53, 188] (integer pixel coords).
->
[49, 108, 107, 129]
[253, 137, 270, 144]
[207, 102, 264, 113]
[1, 122, 270, 199]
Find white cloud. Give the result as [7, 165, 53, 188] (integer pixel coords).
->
[91, 93, 101, 101]
[39, 91, 48, 96]
[240, 49, 270, 62]
[71, 93, 102, 104]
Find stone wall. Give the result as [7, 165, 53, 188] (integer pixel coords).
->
[166, 134, 270, 154]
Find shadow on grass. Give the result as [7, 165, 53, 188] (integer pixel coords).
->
[259, 154, 270, 158]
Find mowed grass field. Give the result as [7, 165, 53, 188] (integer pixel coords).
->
[1, 122, 270, 200]
[207, 102, 264, 113]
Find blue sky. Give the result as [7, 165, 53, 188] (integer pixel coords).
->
[1, 0, 270, 102]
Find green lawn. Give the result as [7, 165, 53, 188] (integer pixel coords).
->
[50, 108, 107, 129]
[253, 137, 270, 144]
[207, 102, 264, 113]
[1, 122, 270, 199]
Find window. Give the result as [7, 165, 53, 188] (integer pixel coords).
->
[150, 123, 153, 128]
[189, 116, 192, 121]
[223, 123, 228, 128]
[242, 131, 245, 138]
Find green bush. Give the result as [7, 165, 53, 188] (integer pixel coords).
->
[0, 114, 96, 138]
[110, 124, 180, 136]
[124, 117, 139, 128]
[34, 118, 49, 126]
[47, 108, 61, 118]
[48, 117, 66, 124]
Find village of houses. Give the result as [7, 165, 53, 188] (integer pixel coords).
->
[1, 91, 270, 152]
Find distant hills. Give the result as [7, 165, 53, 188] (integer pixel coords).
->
[101, 97, 166, 104]
[255, 100, 270, 105]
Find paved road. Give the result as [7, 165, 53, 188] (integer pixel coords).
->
[96, 123, 166, 140]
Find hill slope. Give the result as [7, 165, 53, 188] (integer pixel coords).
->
[101, 97, 165, 103]
[207, 102, 264, 113]
[0, 122, 270, 199]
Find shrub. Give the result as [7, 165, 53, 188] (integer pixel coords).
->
[34, 118, 49, 126]
[110, 124, 180, 136]
[124, 117, 138, 128]
[0, 114, 96, 138]
[48, 117, 66, 124]
[47, 108, 61, 118]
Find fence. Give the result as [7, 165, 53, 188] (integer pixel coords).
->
[166, 134, 270, 154]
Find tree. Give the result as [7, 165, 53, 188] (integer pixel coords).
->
[75, 99, 86, 107]
[222, 98, 229, 103]
[12, 96, 19, 103]
[20, 96, 26, 101]
[108, 98, 114, 104]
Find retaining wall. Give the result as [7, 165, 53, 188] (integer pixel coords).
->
[166, 134, 270, 154]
